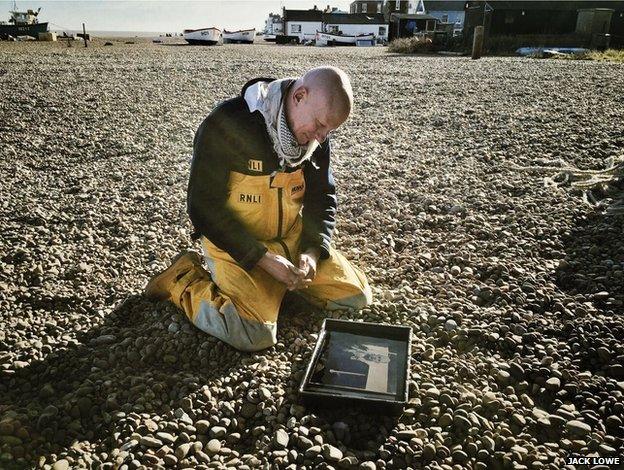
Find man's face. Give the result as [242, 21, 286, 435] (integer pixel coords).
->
[287, 86, 348, 146]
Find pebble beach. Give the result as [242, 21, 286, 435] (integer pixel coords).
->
[1, 39, 623, 469]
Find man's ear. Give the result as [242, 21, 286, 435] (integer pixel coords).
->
[293, 86, 307, 104]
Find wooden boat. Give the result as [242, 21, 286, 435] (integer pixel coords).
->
[223, 28, 255, 44]
[0, 2, 48, 40]
[315, 31, 375, 47]
[183, 27, 222, 45]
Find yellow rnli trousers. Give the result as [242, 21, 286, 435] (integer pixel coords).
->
[168, 238, 371, 352]
[170, 168, 371, 351]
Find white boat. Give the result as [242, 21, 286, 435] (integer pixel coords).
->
[315, 31, 375, 47]
[223, 28, 255, 44]
[183, 27, 222, 45]
[263, 33, 277, 42]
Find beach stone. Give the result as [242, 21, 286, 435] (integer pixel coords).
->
[163, 454, 178, 466]
[509, 363, 525, 380]
[240, 402, 257, 419]
[175, 443, 191, 460]
[195, 420, 210, 434]
[322, 444, 343, 462]
[156, 432, 176, 445]
[545, 377, 561, 391]
[511, 414, 526, 427]
[423, 443, 436, 461]
[52, 460, 70, 470]
[140, 436, 163, 448]
[210, 426, 227, 438]
[206, 439, 221, 454]
[305, 445, 321, 459]
[452, 449, 468, 464]
[120, 439, 139, 451]
[274, 429, 289, 449]
[566, 420, 591, 436]
[496, 370, 510, 385]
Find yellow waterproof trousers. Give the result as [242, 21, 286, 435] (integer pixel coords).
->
[170, 169, 372, 351]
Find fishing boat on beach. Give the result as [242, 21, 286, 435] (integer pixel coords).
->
[0, 1, 48, 40]
[223, 28, 255, 44]
[315, 31, 375, 47]
[183, 27, 222, 45]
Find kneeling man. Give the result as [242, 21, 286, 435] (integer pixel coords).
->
[146, 66, 372, 351]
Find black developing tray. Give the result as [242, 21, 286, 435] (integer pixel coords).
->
[299, 318, 412, 414]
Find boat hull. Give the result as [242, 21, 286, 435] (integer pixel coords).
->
[316, 32, 375, 46]
[223, 29, 255, 44]
[0, 22, 48, 39]
[183, 28, 222, 45]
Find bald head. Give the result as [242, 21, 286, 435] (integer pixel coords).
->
[300, 66, 353, 120]
[285, 66, 354, 146]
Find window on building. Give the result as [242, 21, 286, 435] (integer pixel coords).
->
[442, 14, 449, 23]
[377, 3, 382, 13]
[362, 3, 367, 12]
[291, 24, 302, 33]
[379, 26, 386, 36]
[328, 25, 339, 33]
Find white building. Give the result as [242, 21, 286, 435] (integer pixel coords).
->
[283, 7, 324, 42]
[264, 12, 284, 36]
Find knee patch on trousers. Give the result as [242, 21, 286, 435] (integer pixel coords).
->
[194, 299, 277, 352]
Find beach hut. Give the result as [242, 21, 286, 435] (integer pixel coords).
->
[388, 13, 439, 40]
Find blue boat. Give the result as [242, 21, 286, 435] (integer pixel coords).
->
[516, 47, 589, 57]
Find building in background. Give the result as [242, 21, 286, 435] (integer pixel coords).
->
[384, 0, 411, 20]
[263, 12, 284, 41]
[350, 1, 384, 13]
[282, 6, 324, 42]
[411, 1, 466, 34]
[464, 1, 624, 48]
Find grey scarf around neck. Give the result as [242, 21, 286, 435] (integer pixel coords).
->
[244, 78, 319, 169]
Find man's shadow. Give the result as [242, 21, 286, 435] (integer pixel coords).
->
[554, 207, 624, 374]
[0, 294, 252, 467]
[1, 289, 398, 468]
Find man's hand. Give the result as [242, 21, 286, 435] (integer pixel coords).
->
[258, 252, 307, 291]
[298, 248, 320, 283]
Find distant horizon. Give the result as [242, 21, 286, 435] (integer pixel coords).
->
[1, 1, 354, 32]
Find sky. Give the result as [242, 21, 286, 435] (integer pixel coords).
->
[1, 0, 354, 33]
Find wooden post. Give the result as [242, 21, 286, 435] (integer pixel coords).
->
[471, 25, 484, 59]
[82, 23, 88, 48]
